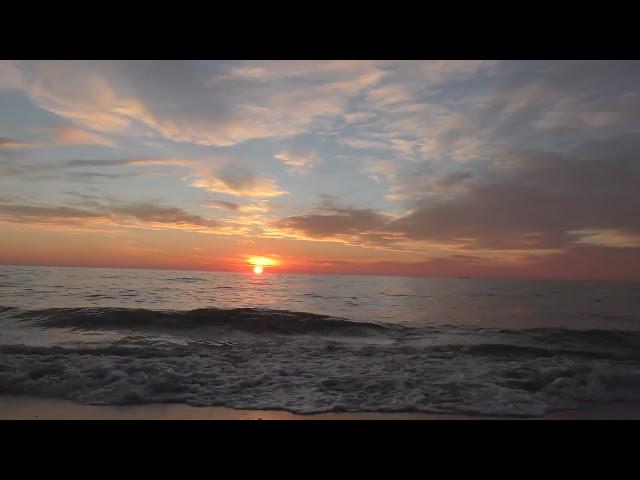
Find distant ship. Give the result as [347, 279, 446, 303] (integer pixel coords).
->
[457, 276, 472, 279]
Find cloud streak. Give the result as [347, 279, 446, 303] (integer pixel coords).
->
[191, 168, 287, 198]
[274, 151, 319, 175]
[0, 202, 219, 233]
[2, 60, 386, 147]
[53, 126, 116, 147]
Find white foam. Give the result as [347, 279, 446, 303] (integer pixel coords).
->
[2, 334, 640, 416]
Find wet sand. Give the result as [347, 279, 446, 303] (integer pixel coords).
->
[1, 395, 639, 419]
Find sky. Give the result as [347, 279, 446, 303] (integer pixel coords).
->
[1, 60, 639, 281]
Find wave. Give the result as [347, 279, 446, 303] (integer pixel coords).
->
[2, 337, 640, 416]
[2, 305, 391, 337]
[3, 304, 640, 416]
[3, 305, 640, 352]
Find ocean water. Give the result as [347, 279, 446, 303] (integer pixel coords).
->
[1, 265, 640, 416]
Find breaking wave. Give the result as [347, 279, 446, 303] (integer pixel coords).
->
[2, 305, 640, 416]
[4, 305, 391, 336]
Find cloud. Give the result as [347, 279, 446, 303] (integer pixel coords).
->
[383, 139, 640, 254]
[277, 205, 390, 239]
[2, 128, 115, 150]
[110, 204, 217, 229]
[0, 201, 219, 233]
[0, 60, 24, 90]
[366, 83, 415, 108]
[0, 204, 107, 223]
[0, 138, 35, 149]
[206, 200, 241, 211]
[5, 61, 638, 159]
[3, 61, 640, 280]
[225, 66, 270, 81]
[66, 172, 136, 182]
[224, 60, 385, 81]
[204, 199, 270, 213]
[336, 61, 640, 172]
[274, 151, 318, 175]
[53, 126, 115, 147]
[363, 61, 497, 112]
[62, 191, 109, 208]
[343, 111, 376, 124]
[63, 157, 191, 168]
[570, 229, 640, 248]
[191, 168, 287, 198]
[461, 61, 640, 146]
[273, 135, 640, 259]
[273, 198, 403, 249]
[0, 155, 194, 184]
[340, 137, 389, 151]
[4, 60, 386, 148]
[420, 60, 498, 84]
[362, 159, 398, 184]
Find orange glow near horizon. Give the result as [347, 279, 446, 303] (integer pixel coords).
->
[253, 265, 263, 274]
[2, 223, 640, 282]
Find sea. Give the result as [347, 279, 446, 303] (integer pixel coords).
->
[1, 264, 640, 417]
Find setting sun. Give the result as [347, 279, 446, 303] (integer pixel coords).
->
[248, 256, 278, 267]
[247, 255, 278, 274]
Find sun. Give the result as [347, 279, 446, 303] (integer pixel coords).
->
[247, 255, 278, 274]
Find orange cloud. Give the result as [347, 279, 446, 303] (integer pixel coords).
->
[53, 126, 115, 147]
[191, 172, 287, 198]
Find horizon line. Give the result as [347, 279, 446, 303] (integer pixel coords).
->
[1, 261, 638, 285]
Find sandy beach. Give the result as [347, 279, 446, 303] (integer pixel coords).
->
[1, 395, 639, 420]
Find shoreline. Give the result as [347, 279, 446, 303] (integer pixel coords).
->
[2, 395, 640, 420]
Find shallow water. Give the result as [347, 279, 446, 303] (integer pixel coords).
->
[1, 265, 640, 416]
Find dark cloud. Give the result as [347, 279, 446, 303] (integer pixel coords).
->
[276, 135, 640, 256]
[393, 137, 640, 249]
[277, 204, 391, 240]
